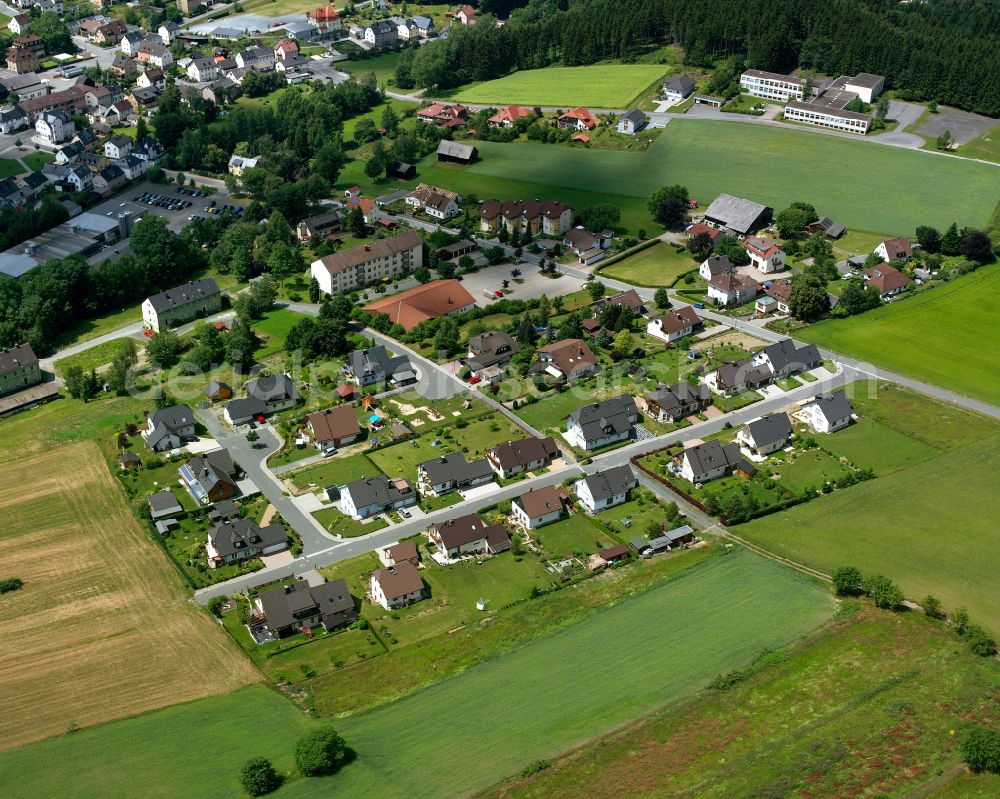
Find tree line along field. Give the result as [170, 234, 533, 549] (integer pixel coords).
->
[481, 605, 1000, 799]
[0, 442, 258, 752]
[0, 550, 833, 798]
[446, 64, 670, 108]
[737, 381, 1000, 636]
[798, 264, 1000, 407]
[459, 120, 999, 235]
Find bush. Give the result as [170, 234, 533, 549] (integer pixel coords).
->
[207, 596, 226, 617]
[863, 574, 905, 610]
[922, 595, 942, 618]
[240, 757, 280, 796]
[0, 577, 24, 593]
[964, 625, 997, 657]
[831, 566, 863, 596]
[960, 725, 1000, 773]
[294, 725, 347, 776]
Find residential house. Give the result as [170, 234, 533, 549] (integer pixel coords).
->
[311, 230, 423, 295]
[116, 153, 145, 181]
[130, 86, 161, 111]
[7, 14, 30, 35]
[679, 439, 744, 483]
[93, 164, 126, 193]
[574, 464, 637, 514]
[0, 105, 27, 134]
[35, 109, 74, 144]
[137, 68, 165, 92]
[378, 540, 419, 568]
[558, 106, 599, 130]
[479, 198, 573, 236]
[273, 39, 299, 60]
[103, 133, 132, 160]
[64, 165, 92, 193]
[148, 489, 183, 520]
[743, 236, 785, 273]
[750, 339, 821, 379]
[466, 330, 518, 377]
[801, 390, 854, 434]
[137, 41, 172, 68]
[485, 436, 559, 480]
[762, 279, 792, 314]
[0, 343, 41, 396]
[6, 46, 37, 75]
[646, 306, 702, 343]
[245, 373, 301, 415]
[561, 228, 609, 265]
[141, 404, 196, 452]
[687, 221, 721, 244]
[536, 338, 598, 381]
[511, 485, 570, 529]
[342, 345, 414, 387]
[488, 105, 532, 128]
[235, 47, 274, 69]
[663, 73, 696, 101]
[737, 413, 792, 456]
[361, 279, 476, 332]
[253, 579, 357, 637]
[436, 139, 477, 163]
[120, 31, 143, 56]
[54, 141, 84, 165]
[864, 262, 913, 299]
[594, 288, 644, 317]
[179, 448, 239, 505]
[142, 278, 221, 332]
[132, 137, 163, 164]
[699, 254, 732, 281]
[206, 518, 286, 567]
[91, 21, 127, 45]
[188, 57, 219, 83]
[456, 4, 476, 24]
[616, 109, 646, 135]
[223, 397, 268, 426]
[157, 22, 180, 44]
[228, 154, 260, 177]
[805, 216, 846, 239]
[428, 514, 510, 559]
[702, 193, 773, 237]
[307, 5, 342, 33]
[12, 33, 44, 58]
[405, 183, 460, 220]
[307, 405, 361, 450]
[874, 237, 912, 263]
[370, 561, 425, 610]
[364, 19, 397, 47]
[640, 381, 711, 423]
[707, 272, 759, 306]
[417, 452, 494, 496]
[340, 475, 417, 519]
[203, 77, 239, 105]
[296, 210, 341, 242]
[705, 359, 773, 396]
[408, 15, 434, 37]
[566, 395, 638, 451]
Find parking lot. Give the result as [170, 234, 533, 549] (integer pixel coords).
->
[458, 260, 582, 304]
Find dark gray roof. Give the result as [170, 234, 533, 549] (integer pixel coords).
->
[703, 193, 772, 235]
[744, 413, 792, 448]
[467, 330, 518, 370]
[432, 513, 501, 549]
[701, 254, 732, 276]
[810, 390, 853, 424]
[148, 489, 182, 513]
[204, 380, 231, 396]
[225, 397, 267, 419]
[437, 140, 476, 160]
[759, 339, 821, 375]
[618, 109, 646, 126]
[664, 524, 694, 543]
[345, 345, 411, 380]
[257, 578, 354, 630]
[246, 373, 300, 404]
[0, 343, 37, 374]
[645, 381, 710, 416]
[663, 73, 696, 94]
[148, 404, 193, 434]
[145, 278, 219, 314]
[208, 519, 285, 558]
[569, 396, 638, 444]
[580, 465, 637, 502]
[301, 210, 340, 230]
[487, 436, 558, 471]
[343, 475, 414, 508]
[183, 449, 237, 495]
[683, 440, 742, 476]
[715, 359, 772, 389]
[418, 452, 492, 485]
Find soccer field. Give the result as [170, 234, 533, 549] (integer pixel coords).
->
[798, 265, 1000, 407]
[0, 550, 832, 798]
[448, 65, 668, 108]
[463, 121, 999, 234]
[0, 443, 258, 751]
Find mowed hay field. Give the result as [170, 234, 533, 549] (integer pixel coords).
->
[448, 65, 668, 107]
[0, 550, 833, 798]
[799, 264, 1000, 407]
[0, 442, 258, 750]
[463, 121, 1000, 233]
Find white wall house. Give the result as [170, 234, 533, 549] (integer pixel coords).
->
[800, 391, 854, 434]
[743, 236, 785, 273]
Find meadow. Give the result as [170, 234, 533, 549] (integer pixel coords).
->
[0, 443, 258, 751]
[739, 382, 1000, 635]
[483, 605, 1000, 799]
[461, 120, 999, 234]
[447, 65, 669, 108]
[598, 241, 701, 286]
[798, 264, 1000, 406]
[0, 550, 832, 798]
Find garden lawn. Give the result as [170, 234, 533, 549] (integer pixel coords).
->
[0, 549, 832, 798]
[0, 158, 24, 178]
[342, 52, 401, 87]
[515, 387, 636, 433]
[447, 64, 669, 108]
[254, 308, 305, 358]
[772, 449, 852, 493]
[598, 242, 700, 287]
[814, 416, 938, 475]
[290, 451, 381, 490]
[798, 265, 1000, 406]
[312, 507, 388, 538]
[531, 514, 615, 558]
[23, 151, 54, 171]
[53, 338, 139, 376]
[461, 120, 999, 233]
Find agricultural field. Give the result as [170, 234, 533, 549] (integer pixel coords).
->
[446, 65, 669, 108]
[799, 264, 1000, 406]
[460, 120, 999, 234]
[0, 550, 832, 798]
[0, 443, 257, 751]
[597, 241, 701, 287]
[484, 604, 1000, 799]
[738, 382, 1000, 635]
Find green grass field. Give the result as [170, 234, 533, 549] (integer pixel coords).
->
[739, 383, 1000, 635]
[484, 605, 1000, 799]
[447, 65, 668, 108]
[0, 158, 24, 178]
[342, 52, 401, 87]
[0, 549, 832, 798]
[798, 265, 1000, 406]
[460, 120, 999, 234]
[23, 151, 54, 171]
[255, 308, 304, 358]
[598, 241, 700, 287]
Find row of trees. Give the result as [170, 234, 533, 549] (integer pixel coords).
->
[395, 0, 1000, 116]
[240, 725, 348, 796]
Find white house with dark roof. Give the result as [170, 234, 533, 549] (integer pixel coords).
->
[646, 306, 702, 343]
[617, 109, 646, 135]
[206, 518, 286, 567]
[679, 440, 744, 484]
[743, 236, 785, 273]
[736, 413, 792, 457]
[340, 475, 416, 519]
[142, 404, 196, 452]
[699, 254, 733, 281]
[566, 395, 638, 451]
[750, 339, 821, 379]
[142, 278, 221, 332]
[800, 391, 854, 433]
[574, 464, 637, 514]
[663, 73, 696, 101]
[416, 452, 494, 496]
[486, 436, 559, 479]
